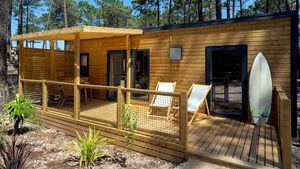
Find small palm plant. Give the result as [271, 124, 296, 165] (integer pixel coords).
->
[4, 95, 36, 135]
[70, 127, 113, 169]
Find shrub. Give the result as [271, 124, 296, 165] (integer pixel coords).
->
[0, 136, 33, 169]
[4, 95, 36, 135]
[122, 104, 139, 144]
[70, 127, 113, 169]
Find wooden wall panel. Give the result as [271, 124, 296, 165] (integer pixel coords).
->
[79, 17, 291, 120]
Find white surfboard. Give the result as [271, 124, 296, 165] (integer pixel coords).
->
[249, 52, 272, 126]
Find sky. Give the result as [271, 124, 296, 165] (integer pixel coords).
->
[11, 0, 132, 35]
[11, 0, 256, 47]
[11, 0, 257, 35]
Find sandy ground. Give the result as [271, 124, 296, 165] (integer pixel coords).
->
[0, 124, 231, 169]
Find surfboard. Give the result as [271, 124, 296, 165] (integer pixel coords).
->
[249, 52, 272, 126]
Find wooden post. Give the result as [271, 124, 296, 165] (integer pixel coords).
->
[280, 98, 291, 169]
[18, 40, 24, 95]
[49, 40, 56, 80]
[74, 33, 81, 120]
[117, 86, 124, 129]
[42, 80, 48, 111]
[179, 92, 188, 147]
[126, 35, 131, 103]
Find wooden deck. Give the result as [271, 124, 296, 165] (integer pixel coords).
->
[188, 118, 280, 168]
[52, 99, 281, 168]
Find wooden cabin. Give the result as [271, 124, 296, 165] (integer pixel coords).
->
[12, 12, 298, 169]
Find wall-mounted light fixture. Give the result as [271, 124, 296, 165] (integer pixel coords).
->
[170, 47, 182, 60]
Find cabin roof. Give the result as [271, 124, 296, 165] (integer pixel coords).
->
[11, 26, 143, 41]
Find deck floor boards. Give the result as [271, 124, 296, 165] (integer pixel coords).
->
[54, 99, 281, 168]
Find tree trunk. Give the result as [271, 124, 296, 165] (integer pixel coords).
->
[157, 0, 160, 26]
[17, 0, 23, 35]
[232, 0, 235, 18]
[240, 0, 243, 16]
[13, 118, 21, 135]
[183, 1, 186, 23]
[188, 0, 192, 23]
[26, 0, 29, 47]
[215, 0, 221, 20]
[198, 0, 203, 21]
[208, 0, 211, 20]
[63, 0, 68, 28]
[168, 0, 172, 25]
[0, 0, 11, 109]
[285, 0, 290, 11]
[226, 0, 230, 18]
[266, 0, 269, 13]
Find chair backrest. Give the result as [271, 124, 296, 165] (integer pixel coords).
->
[187, 84, 211, 112]
[62, 85, 74, 97]
[152, 82, 176, 107]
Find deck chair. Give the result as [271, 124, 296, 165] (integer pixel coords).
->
[147, 81, 176, 121]
[47, 84, 63, 107]
[58, 85, 74, 108]
[186, 84, 212, 126]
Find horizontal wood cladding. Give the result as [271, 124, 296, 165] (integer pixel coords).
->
[80, 17, 291, 119]
[133, 17, 291, 95]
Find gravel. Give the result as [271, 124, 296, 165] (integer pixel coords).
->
[1, 124, 231, 169]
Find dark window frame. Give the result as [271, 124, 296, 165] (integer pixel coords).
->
[131, 49, 150, 101]
[80, 53, 89, 77]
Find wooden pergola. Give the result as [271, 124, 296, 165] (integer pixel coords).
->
[11, 26, 143, 120]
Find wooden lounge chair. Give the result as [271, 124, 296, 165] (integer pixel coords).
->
[47, 84, 63, 107]
[186, 83, 211, 126]
[147, 81, 176, 121]
[58, 85, 74, 108]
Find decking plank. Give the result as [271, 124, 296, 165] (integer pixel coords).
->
[206, 118, 231, 153]
[241, 124, 254, 162]
[212, 119, 234, 154]
[257, 125, 266, 165]
[188, 119, 212, 147]
[249, 126, 260, 164]
[200, 118, 225, 151]
[193, 119, 221, 150]
[219, 120, 240, 156]
[226, 121, 244, 157]
[233, 123, 250, 159]
[271, 125, 280, 168]
[265, 124, 274, 167]
[190, 119, 218, 149]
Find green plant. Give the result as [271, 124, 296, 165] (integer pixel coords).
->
[3, 95, 37, 135]
[122, 104, 139, 144]
[70, 127, 113, 169]
[0, 136, 33, 169]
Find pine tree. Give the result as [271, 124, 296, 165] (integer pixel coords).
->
[0, 0, 12, 108]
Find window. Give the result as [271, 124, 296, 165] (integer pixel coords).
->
[80, 53, 89, 77]
[132, 50, 150, 100]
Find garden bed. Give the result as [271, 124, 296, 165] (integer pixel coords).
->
[1, 123, 229, 169]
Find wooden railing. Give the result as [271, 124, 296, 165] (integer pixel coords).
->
[274, 86, 291, 169]
[19, 79, 188, 147]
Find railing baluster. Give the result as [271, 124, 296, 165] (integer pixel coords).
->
[179, 92, 188, 147]
[117, 86, 124, 129]
[42, 80, 48, 111]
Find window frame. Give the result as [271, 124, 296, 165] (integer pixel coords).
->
[131, 49, 150, 101]
[80, 53, 89, 77]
